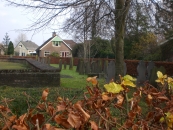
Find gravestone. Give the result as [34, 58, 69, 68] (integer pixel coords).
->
[45, 57, 49, 64]
[136, 60, 146, 86]
[149, 66, 166, 87]
[36, 55, 38, 61]
[79, 60, 84, 75]
[124, 62, 127, 76]
[149, 66, 158, 87]
[41, 57, 44, 64]
[90, 61, 96, 73]
[147, 61, 155, 80]
[39, 57, 42, 63]
[76, 59, 81, 72]
[158, 66, 166, 74]
[85, 61, 90, 75]
[37, 57, 40, 62]
[69, 57, 73, 70]
[106, 61, 115, 83]
[97, 60, 102, 73]
[59, 59, 62, 70]
[103, 60, 108, 75]
[42, 58, 45, 64]
[47, 57, 50, 65]
[64, 61, 67, 70]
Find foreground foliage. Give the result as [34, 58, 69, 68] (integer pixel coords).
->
[0, 71, 173, 130]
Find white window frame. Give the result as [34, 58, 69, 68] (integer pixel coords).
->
[60, 51, 70, 57]
[52, 41, 61, 47]
[44, 51, 50, 57]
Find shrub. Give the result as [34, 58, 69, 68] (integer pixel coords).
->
[0, 72, 173, 129]
[49, 52, 59, 57]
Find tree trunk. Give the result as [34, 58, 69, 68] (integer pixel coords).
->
[114, 0, 131, 80]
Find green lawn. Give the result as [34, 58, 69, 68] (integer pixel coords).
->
[0, 61, 29, 69]
[51, 64, 87, 88]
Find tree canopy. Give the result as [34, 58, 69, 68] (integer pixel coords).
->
[7, 41, 14, 55]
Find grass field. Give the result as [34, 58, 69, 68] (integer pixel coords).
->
[0, 61, 29, 69]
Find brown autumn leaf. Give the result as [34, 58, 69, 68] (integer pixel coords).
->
[67, 112, 82, 128]
[123, 119, 133, 128]
[15, 113, 27, 125]
[42, 124, 65, 130]
[114, 104, 124, 109]
[157, 96, 169, 101]
[86, 86, 94, 95]
[146, 94, 153, 106]
[94, 99, 105, 109]
[6, 114, 27, 129]
[90, 121, 98, 130]
[2, 115, 16, 130]
[135, 106, 142, 115]
[57, 102, 66, 112]
[12, 124, 28, 130]
[151, 92, 162, 96]
[86, 76, 98, 86]
[128, 111, 136, 121]
[54, 114, 72, 129]
[37, 103, 46, 111]
[105, 108, 111, 118]
[74, 102, 90, 122]
[0, 105, 11, 113]
[117, 94, 124, 106]
[31, 113, 45, 127]
[47, 105, 55, 116]
[102, 94, 113, 101]
[132, 124, 138, 130]
[146, 112, 154, 121]
[42, 88, 49, 101]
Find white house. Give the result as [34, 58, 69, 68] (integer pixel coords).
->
[14, 40, 38, 56]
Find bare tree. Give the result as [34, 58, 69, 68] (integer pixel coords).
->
[14, 33, 27, 46]
[2, 0, 173, 80]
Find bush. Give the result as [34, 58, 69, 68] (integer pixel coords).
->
[0, 72, 173, 129]
[49, 52, 59, 57]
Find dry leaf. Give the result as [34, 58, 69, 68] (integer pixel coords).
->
[67, 112, 82, 128]
[86, 76, 98, 85]
[2, 115, 16, 130]
[42, 88, 49, 101]
[54, 114, 72, 129]
[31, 113, 45, 127]
[74, 102, 90, 122]
[90, 121, 98, 130]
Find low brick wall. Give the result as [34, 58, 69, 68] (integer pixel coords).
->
[0, 70, 60, 87]
[0, 58, 61, 87]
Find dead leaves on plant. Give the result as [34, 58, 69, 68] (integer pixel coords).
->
[0, 72, 173, 130]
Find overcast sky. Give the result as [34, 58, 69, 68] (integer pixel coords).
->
[0, 1, 72, 46]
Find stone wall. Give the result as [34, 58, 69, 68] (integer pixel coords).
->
[0, 58, 60, 87]
[0, 71, 60, 87]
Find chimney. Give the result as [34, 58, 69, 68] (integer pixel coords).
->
[52, 32, 56, 37]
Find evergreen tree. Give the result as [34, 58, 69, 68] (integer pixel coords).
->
[7, 41, 14, 55]
[3, 33, 10, 54]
